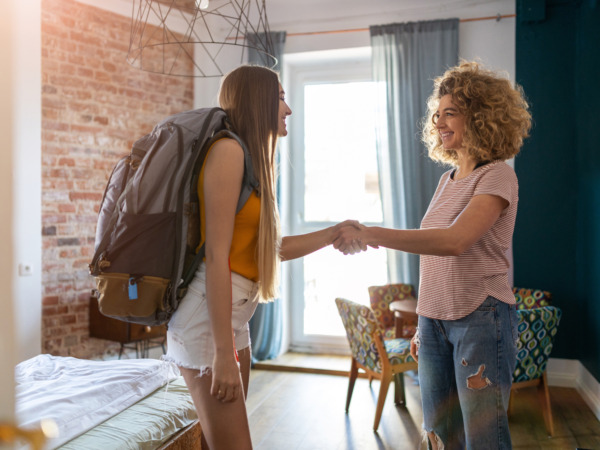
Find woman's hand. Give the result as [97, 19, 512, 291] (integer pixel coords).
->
[211, 351, 242, 403]
[280, 220, 364, 261]
[410, 335, 419, 363]
[330, 224, 379, 254]
[327, 220, 367, 255]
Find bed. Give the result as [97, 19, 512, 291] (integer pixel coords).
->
[15, 355, 201, 450]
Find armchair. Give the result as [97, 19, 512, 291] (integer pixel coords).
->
[335, 298, 418, 431]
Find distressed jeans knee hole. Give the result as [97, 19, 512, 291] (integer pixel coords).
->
[466, 364, 493, 390]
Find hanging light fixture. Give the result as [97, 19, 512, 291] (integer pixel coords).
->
[128, 0, 276, 77]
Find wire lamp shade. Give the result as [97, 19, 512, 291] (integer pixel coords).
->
[128, 0, 276, 77]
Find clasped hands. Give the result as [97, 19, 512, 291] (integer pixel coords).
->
[328, 220, 378, 255]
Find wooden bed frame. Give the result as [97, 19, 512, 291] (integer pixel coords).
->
[157, 420, 202, 450]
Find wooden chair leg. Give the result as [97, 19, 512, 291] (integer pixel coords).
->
[538, 372, 554, 437]
[373, 371, 393, 431]
[368, 374, 373, 386]
[346, 358, 359, 412]
[394, 372, 406, 405]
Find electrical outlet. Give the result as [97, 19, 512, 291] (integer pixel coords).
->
[19, 263, 33, 276]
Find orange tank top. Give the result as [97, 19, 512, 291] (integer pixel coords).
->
[197, 139, 261, 282]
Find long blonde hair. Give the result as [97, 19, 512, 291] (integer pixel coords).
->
[219, 65, 281, 302]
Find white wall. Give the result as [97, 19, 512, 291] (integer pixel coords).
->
[13, 0, 43, 364]
[460, 17, 516, 81]
[0, 1, 18, 431]
[0, 0, 42, 433]
[193, 0, 516, 104]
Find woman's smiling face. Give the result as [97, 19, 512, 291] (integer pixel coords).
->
[278, 83, 292, 137]
[435, 94, 465, 150]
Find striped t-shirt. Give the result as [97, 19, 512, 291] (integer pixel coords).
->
[417, 161, 518, 320]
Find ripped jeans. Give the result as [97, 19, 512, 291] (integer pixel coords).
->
[418, 296, 519, 450]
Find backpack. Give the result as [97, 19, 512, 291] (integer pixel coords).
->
[89, 107, 258, 326]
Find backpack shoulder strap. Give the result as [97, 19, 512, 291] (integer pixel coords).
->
[177, 129, 258, 298]
[202, 129, 258, 214]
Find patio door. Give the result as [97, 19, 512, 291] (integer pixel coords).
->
[283, 49, 388, 354]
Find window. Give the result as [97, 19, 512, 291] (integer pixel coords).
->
[282, 48, 388, 353]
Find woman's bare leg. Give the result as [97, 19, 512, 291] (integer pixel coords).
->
[237, 346, 252, 400]
[180, 366, 252, 450]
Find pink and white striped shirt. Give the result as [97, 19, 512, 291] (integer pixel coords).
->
[417, 161, 518, 320]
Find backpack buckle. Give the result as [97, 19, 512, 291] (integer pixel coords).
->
[89, 251, 109, 276]
[177, 287, 188, 299]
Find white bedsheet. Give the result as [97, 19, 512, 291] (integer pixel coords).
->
[15, 355, 180, 450]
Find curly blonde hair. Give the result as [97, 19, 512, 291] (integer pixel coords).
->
[422, 60, 531, 167]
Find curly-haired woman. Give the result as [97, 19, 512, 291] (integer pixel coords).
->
[330, 61, 531, 449]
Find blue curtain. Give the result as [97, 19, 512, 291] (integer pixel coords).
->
[370, 20, 458, 290]
[247, 31, 286, 363]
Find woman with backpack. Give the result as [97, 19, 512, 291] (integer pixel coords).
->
[330, 61, 531, 449]
[163, 64, 365, 450]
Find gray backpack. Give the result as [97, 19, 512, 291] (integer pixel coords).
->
[89, 107, 258, 326]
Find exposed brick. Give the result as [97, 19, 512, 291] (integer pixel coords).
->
[42, 226, 57, 236]
[43, 317, 60, 328]
[42, 97, 66, 109]
[43, 121, 70, 132]
[49, 75, 85, 88]
[42, 108, 60, 120]
[41, 0, 193, 359]
[43, 305, 69, 316]
[70, 304, 88, 313]
[93, 116, 108, 125]
[59, 249, 79, 258]
[42, 214, 67, 224]
[42, 296, 59, 306]
[42, 85, 58, 94]
[77, 67, 94, 78]
[60, 64, 77, 75]
[58, 204, 76, 213]
[60, 315, 77, 325]
[103, 61, 116, 72]
[57, 238, 80, 246]
[69, 192, 102, 202]
[58, 158, 75, 166]
[119, 87, 146, 100]
[95, 71, 111, 83]
[68, 53, 86, 66]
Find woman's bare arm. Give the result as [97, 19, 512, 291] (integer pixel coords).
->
[280, 220, 363, 261]
[203, 139, 245, 403]
[331, 195, 509, 256]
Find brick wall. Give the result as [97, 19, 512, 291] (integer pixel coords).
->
[41, 0, 194, 359]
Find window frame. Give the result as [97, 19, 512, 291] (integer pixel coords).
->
[281, 48, 383, 354]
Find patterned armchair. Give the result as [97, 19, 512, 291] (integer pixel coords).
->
[509, 287, 561, 437]
[335, 298, 417, 431]
[368, 283, 417, 340]
[513, 287, 552, 310]
[513, 307, 561, 383]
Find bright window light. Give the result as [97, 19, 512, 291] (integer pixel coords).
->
[302, 81, 388, 337]
[304, 82, 383, 223]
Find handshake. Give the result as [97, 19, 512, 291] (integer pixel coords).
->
[327, 220, 379, 255]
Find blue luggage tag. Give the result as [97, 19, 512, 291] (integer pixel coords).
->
[128, 277, 138, 300]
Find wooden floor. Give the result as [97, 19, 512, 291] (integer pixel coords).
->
[245, 353, 600, 450]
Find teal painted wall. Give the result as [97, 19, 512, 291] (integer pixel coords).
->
[575, 0, 600, 380]
[514, 0, 600, 379]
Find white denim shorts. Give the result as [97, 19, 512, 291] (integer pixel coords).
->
[162, 263, 260, 376]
